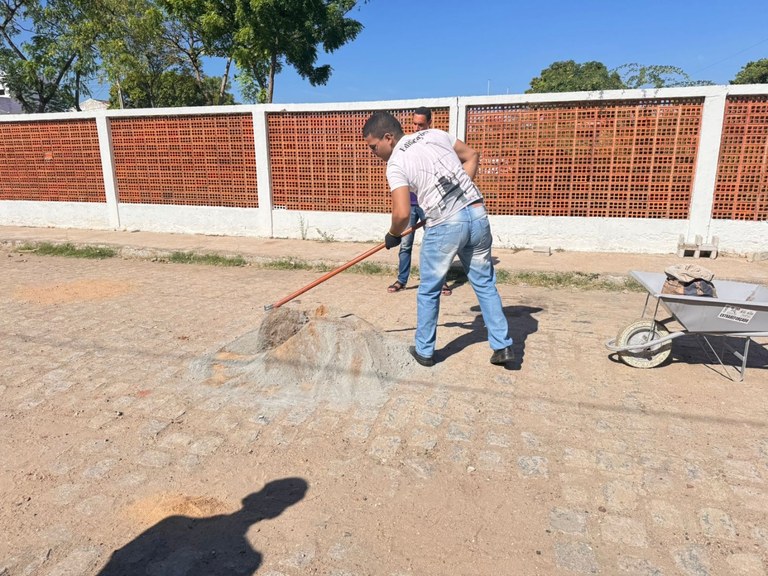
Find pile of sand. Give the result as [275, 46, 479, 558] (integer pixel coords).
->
[190, 306, 423, 410]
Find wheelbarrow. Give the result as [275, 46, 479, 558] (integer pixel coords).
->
[606, 271, 768, 381]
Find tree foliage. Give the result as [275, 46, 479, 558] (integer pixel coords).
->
[231, 0, 364, 103]
[615, 63, 713, 88]
[527, 60, 713, 93]
[0, 0, 101, 112]
[108, 69, 234, 108]
[527, 61, 624, 94]
[99, 0, 234, 108]
[732, 59, 768, 84]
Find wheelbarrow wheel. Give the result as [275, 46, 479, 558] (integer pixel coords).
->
[616, 319, 672, 369]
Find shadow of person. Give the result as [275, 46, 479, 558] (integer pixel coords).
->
[438, 305, 543, 369]
[97, 477, 308, 576]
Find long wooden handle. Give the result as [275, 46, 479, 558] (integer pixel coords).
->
[264, 221, 425, 311]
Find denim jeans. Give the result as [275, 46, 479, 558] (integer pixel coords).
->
[415, 203, 513, 358]
[397, 204, 425, 285]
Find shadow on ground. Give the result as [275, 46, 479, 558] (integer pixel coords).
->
[97, 477, 308, 576]
[439, 305, 543, 370]
[607, 333, 768, 381]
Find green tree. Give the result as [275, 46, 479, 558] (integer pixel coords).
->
[732, 59, 768, 84]
[100, 0, 233, 108]
[527, 60, 624, 93]
[232, 0, 364, 103]
[0, 0, 101, 112]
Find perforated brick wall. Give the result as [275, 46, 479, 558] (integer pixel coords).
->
[713, 95, 768, 221]
[110, 114, 257, 207]
[0, 120, 104, 202]
[267, 108, 450, 212]
[466, 99, 703, 218]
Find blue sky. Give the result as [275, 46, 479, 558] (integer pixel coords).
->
[90, 0, 768, 104]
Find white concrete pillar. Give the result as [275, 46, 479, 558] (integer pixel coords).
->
[252, 108, 273, 237]
[95, 114, 120, 229]
[686, 88, 728, 242]
[455, 99, 467, 140]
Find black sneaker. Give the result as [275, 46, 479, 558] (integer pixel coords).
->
[409, 346, 435, 367]
[490, 346, 515, 366]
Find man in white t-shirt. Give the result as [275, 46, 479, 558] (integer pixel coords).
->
[362, 111, 515, 367]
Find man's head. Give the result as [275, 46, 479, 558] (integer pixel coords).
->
[413, 106, 432, 131]
[362, 111, 404, 161]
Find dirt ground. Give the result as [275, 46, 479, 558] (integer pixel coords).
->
[2, 246, 768, 576]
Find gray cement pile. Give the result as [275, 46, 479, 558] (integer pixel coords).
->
[190, 306, 424, 411]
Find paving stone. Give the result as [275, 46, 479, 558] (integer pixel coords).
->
[486, 432, 511, 448]
[409, 429, 437, 453]
[521, 431, 541, 449]
[601, 515, 648, 547]
[563, 447, 595, 469]
[673, 545, 711, 576]
[158, 431, 194, 449]
[447, 423, 472, 442]
[368, 436, 402, 463]
[278, 544, 316, 569]
[81, 458, 117, 479]
[554, 540, 599, 574]
[49, 483, 83, 506]
[477, 450, 504, 470]
[647, 500, 685, 530]
[136, 449, 172, 468]
[45, 546, 101, 576]
[616, 555, 664, 575]
[487, 412, 514, 426]
[420, 411, 443, 427]
[596, 450, 635, 474]
[731, 486, 768, 512]
[343, 423, 372, 441]
[75, 495, 113, 517]
[723, 459, 764, 484]
[603, 479, 639, 513]
[189, 434, 224, 456]
[698, 507, 738, 540]
[517, 456, 548, 478]
[404, 458, 435, 479]
[550, 507, 588, 535]
[726, 553, 766, 576]
[559, 474, 590, 506]
[448, 444, 469, 465]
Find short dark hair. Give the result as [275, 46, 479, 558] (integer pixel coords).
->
[362, 111, 403, 139]
[413, 106, 432, 122]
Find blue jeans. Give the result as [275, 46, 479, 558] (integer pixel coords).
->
[415, 203, 513, 358]
[397, 204, 425, 285]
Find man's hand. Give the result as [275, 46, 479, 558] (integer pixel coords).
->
[384, 232, 401, 250]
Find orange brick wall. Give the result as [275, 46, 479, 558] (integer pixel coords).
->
[267, 108, 450, 212]
[466, 99, 703, 218]
[0, 120, 104, 202]
[110, 114, 258, 207]
[713, 95, 768, 221]
[3, 98, 768, 224]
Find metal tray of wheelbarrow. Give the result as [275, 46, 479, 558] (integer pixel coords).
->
[630, 271, 768, 335]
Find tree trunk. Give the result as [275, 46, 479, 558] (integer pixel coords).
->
[218, 56, 232, 104]
[268, 51, 277, 103]
[74, 70, 81, 111]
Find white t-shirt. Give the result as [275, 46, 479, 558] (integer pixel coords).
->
[386, 129, 482, 227]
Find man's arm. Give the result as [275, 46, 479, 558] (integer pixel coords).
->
[453, 139, 480, 180]
[389, 186, 411, 236]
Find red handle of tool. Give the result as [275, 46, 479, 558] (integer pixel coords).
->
[264, 221, 425, 311]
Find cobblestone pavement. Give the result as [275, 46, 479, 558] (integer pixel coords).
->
[1, 241, 768, 576]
